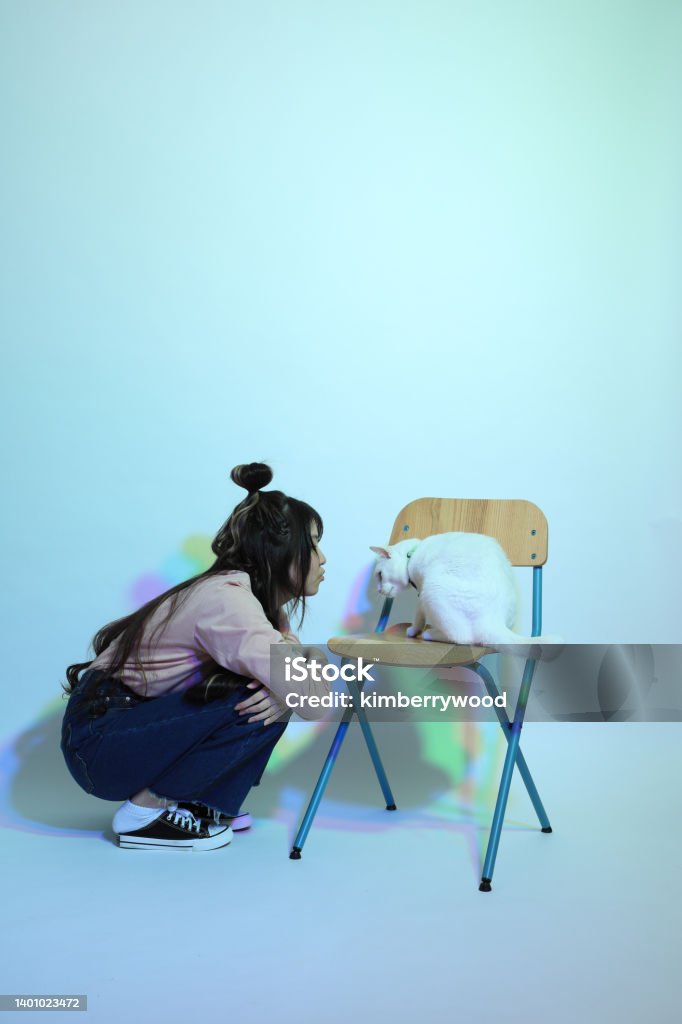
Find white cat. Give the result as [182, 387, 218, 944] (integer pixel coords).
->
[370, 533, 562, 648]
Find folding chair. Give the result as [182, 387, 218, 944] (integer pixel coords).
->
[289, 498, 554, 892]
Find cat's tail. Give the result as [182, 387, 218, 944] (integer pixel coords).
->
[493, 627, 564, 661]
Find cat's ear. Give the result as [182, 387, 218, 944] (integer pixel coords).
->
[370, 546, 391, 559]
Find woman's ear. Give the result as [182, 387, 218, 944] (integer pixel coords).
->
[370, 546, 391, 559]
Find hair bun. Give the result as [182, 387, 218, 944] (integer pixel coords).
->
[230, 462, 273, 495]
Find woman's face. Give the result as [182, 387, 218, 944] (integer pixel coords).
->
[283, 524, 326, 604]
[302, 526, 326, 596]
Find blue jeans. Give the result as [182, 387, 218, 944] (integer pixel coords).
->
[60, 669, 288, 814]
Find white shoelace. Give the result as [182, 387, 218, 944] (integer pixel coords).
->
[166, 808, 202, 833]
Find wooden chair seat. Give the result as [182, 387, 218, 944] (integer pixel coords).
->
[328, 622, 494, 667]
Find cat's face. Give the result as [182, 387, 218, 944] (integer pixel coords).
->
[369, 539, 418, 598]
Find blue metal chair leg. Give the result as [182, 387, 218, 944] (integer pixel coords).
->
[479, 658, 536, 892]
[472, 661, 551, 833]
[345, 673, 397, 811]
[289, 710, 354, 859]
[289, 662, 397, 860]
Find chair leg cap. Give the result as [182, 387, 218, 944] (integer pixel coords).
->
[479, 879, 492, 892]
[386, 803, 397, 811]
[289, 847, 302, 860]
[541, 826, 553, 833]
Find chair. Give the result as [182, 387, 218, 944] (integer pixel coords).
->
[289, 498, 554, 892]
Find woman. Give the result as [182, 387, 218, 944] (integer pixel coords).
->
[60, 462, 328, 852]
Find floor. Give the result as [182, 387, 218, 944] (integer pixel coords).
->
[1, 706, 679, 1023]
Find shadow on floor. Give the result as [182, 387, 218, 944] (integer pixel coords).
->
[5, 709, 469, 837]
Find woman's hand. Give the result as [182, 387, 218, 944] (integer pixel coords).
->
[235, 681, 290, 725]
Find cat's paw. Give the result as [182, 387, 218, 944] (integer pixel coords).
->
[406, 625, 422, 638]
[422, 628, 449, 643]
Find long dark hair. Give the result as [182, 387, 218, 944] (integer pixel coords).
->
[62, 462, 323, 697]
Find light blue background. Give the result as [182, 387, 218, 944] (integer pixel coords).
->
[3, 2, 681, 731]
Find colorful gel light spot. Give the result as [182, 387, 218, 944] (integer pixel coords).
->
[128, 534, 214, 607]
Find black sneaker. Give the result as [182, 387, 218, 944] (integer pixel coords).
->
[178, 801, 252, 832]
[116, 806, 233, 851]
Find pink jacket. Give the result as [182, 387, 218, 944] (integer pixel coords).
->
[88, 571, 328, 719]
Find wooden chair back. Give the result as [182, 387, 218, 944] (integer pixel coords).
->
[387, 498, 548, 566]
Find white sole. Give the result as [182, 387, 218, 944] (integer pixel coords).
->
[117, 826, 233, 851]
